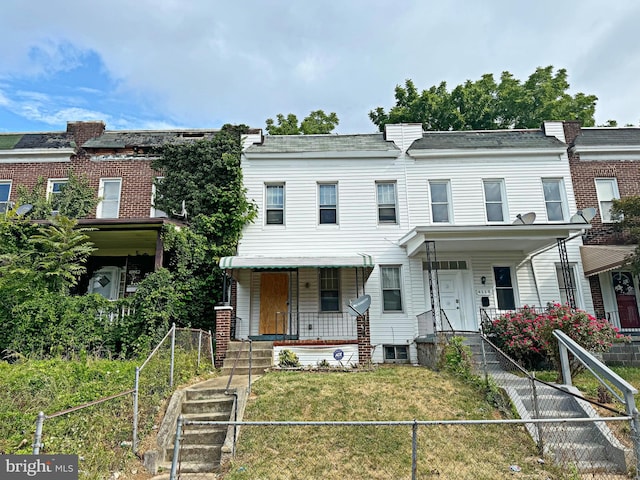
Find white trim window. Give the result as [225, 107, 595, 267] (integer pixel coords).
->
[265, 183, 285, 225]
[381, 265, 403, 312]
[319, 268, 340, 312]
[595, 178, 620, 223]
[0, 180, 11, 213]
[429, 180, 452, 223]
[493, 266, 516, 310]
[376, 181, 397, 224]
[97, 178, 122, 219]
[542, 178, 567, 222]
[483, 179, 507, 223]
[318, 183, 338, 225]
[47, 178, 68, 212]
[151, 177, 167, 218]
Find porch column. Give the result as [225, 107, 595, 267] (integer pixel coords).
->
[215, 305, 233, 368]
[357, 311, 372, 364]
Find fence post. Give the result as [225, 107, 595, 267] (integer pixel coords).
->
[197, 330, 202, 372]
[624, 391, 640, 479]
[32, 412, 45, 454]
[411, 420, 418, 480]
[530, 375, 544, 455]
[169, 416, 184, 480]
[479, 337, 489, 387]
[248, 340, 253, 395]
[209, 330, 215, 370]
[558, 342, 572, 386]
[170, 323, 176, 388]
[132, 367, 140, 453]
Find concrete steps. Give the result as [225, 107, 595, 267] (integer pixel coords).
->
[220, 341, 273, 376]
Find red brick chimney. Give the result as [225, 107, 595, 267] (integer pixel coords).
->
[562, 121, 582, 146]
[66, 121, 106, 148]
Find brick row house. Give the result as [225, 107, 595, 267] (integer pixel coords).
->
[564, 122, 640, 335]
[0, 121, 224, 299]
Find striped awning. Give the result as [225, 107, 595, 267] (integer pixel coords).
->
[580, 245, 637, 276]
[218, 254, 374, 269]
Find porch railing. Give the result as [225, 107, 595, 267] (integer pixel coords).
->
[416, 309, 455, 337]
[274, 311, 357, 340]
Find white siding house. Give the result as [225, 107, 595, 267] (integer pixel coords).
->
[220, 123, 593, 364]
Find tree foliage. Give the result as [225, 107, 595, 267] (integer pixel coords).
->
[370, 66, 597, 131]
[611, 196, 640, 276]
[266, 110, 339, 135]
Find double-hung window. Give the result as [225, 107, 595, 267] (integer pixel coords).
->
[381, 266, 403, 311]
[151, 177, 167, 218]
[377, 182, 397, 224]
[429, 180, 451, 223]
[542, 178, 567, 222]
[595, 178, 620, 223]
[319, 268, 340, 312]
[0, 181, 11, 213]
[266, 184, 285, 225]
[493, 266, 516, 310]
[318, 183, 337, 224]
[97, 178, 122, 219]
[483, 179, 506, 222]
[47, 178, 68, 212]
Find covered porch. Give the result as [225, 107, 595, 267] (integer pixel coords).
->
[400, 223, 589, 337]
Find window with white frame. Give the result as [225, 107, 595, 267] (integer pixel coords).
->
[47, 178, 68, 212]
[429, 180, 452, 223]
[265, 183, 285, 225]
[376, 182, 397, 224]
[381, 265, 403, 311]
[483, 179, 506, 222]
[151, 177, 167, 218]
[542, 178, 567, 222]
[493, 266, 515, 310]
[97, 178, 122, 219]
[0, 180, 11, 213]
[318, 183, 337, 224]
[319, 268, 340, 311]
[595, 178, 620, 223]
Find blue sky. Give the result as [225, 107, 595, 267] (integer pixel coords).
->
[1, 0, 640, 133]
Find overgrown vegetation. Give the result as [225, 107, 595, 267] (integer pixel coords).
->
[277, 349, 301, 367]
[612, 195, 640, 276]
[485, 304, 627, 376]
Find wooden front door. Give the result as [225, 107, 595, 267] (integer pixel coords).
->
[260, 272, 289, 334]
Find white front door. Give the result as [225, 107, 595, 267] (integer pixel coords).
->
[439, 272, 463, 331]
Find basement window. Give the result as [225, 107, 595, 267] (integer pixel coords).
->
[384, 345, 409, 363]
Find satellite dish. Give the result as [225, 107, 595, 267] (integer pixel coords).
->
[15, 204, 33, 216]
[347, 294, 371, 317]
[570, 207, 597, 224]
[512, 212, 536, 225]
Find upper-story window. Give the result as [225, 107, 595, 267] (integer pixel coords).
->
[266, 183, 285, 225]
[97, 178, 122, 219]
[381, 265, 403, 312]
[318, 183, 338, 225]
[595, 178, 620, 223]
[0, 180, 11, 213]
[429, 180, 452, 223]
[319, 268, 340, 312]
[376, 181, 397, 224]
[542, 178, 567, 222]
[483, 179, 506, 223]
[47, 178, 68, 212]
[151, 177, 167, 218]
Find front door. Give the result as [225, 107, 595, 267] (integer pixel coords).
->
[612, 271, 640, 328]
[438, 271, 465, 331]
[260, 272, 289, 334]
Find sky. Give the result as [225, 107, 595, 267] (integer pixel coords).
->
[1, 0, 639, 134]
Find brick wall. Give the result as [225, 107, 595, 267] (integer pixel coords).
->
[357, 311, 372, 364]
[215, 306, 233, 367]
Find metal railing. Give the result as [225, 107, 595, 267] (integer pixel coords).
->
[416, 309, 455, 336]
[31, 324, 215, 456]
[273, 311, 357, 340]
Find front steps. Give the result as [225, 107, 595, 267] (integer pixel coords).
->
[158, 387, 234, 475]
[220, 341, 273, 376]
[462, 333, 630, 474]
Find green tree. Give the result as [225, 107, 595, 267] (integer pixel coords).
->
[369, 66, 598, 131]
[611, 196, 640, 276]
[266, 110, 339, 135]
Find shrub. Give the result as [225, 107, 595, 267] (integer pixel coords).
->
[439, 336, 474, 379]
[278, 349, 300, 368]
[486, 304, 627, 376]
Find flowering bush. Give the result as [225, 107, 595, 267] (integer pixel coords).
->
[485, 304, 628, 376]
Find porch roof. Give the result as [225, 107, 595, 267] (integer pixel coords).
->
[580, 245, 636, 276]
[399, 224, 588, 257]
[219, 254, 374, 269]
